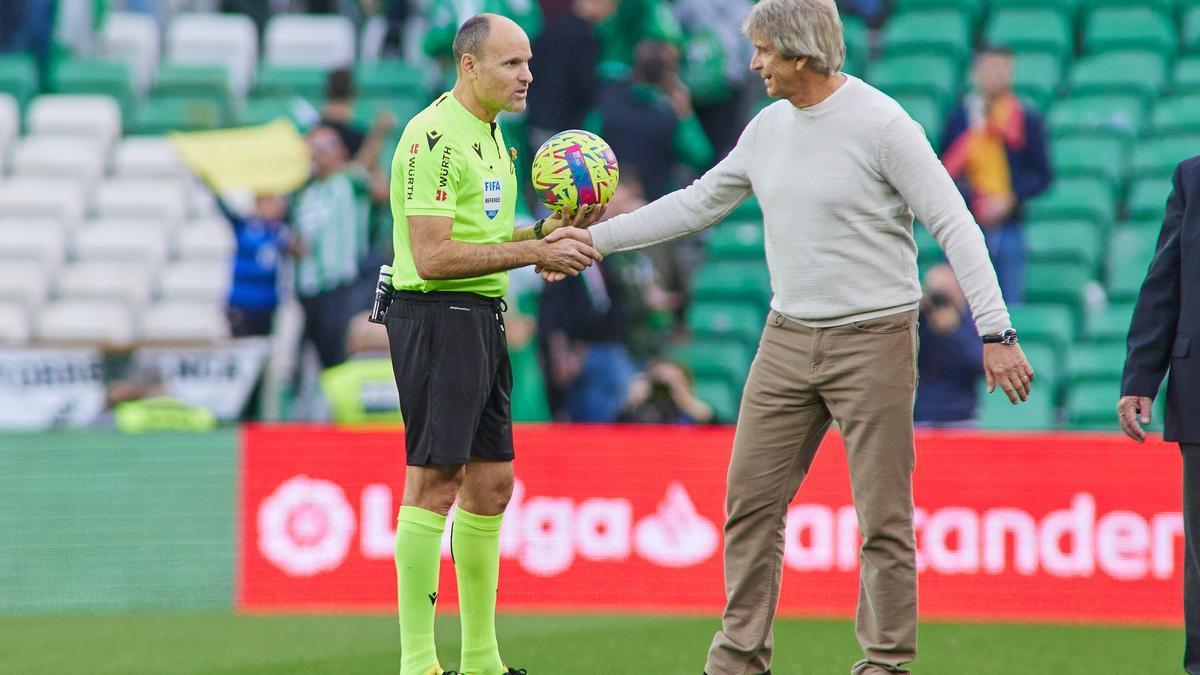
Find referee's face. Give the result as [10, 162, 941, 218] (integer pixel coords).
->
[474, 19, 534, 116]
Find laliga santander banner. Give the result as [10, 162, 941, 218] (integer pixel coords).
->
[238, 425, 1185, 624]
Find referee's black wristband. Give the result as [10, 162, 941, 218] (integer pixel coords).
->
[533, 218, 547, 239]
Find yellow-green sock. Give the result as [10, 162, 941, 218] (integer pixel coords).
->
[452, 508, 506, 675]
[396, 506, 446, 675]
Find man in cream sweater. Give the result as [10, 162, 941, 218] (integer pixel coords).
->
[544, 0, 1036, 672]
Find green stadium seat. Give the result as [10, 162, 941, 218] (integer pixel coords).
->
[1025, 177, 1117, 225]
[694, 376, 739, 424]
[1065, 380, 1121, 430]
[1026, 259, 1095, 307]
[1083, 8, 1177, 56]
[692, 261, 772, 306]
[914, 222, 945, 264]
[353, 96, 424, 130]
[132, 96, 222, 134]
[153, 63, 231, 124]
[1080, 0, 1173, 13]
[1051, 136, 1126, 191]
[672, 337, 752, 392]
[687, 300, 765, 354]
[1084, 302, 1135, 343]
[978, 384, 1058, 430]
[1068, 51, 1167, 104]
[1125, 177, 1173, 222]
[843, 15, 869, 78]
[986, 10, 1073, 61]
[1012, 51, 1065, 111]
[1026, 221, 1103, 268]
[1106, 224, 1158, 302]
[0, 54, 38, 109]
[1150, 95, 1200, 135]
[1021, 341, 1063, 402]
[354, 60, 427, 99]
[892, 0, 984, 20]
[1066, 342, 1126, 386]
[1184, 6, 1200, 54]
[509, 344, 550, 422]
[1048, 94, 1146, 139]
[238, 96, 303, 126]
[729, 195, 761, 222]
[893, 93, 945, 147]
[1131, 135, 1200, 181]
[1010, 303, 1075, 354]
[53, 58, 137, 120]
[868, 55, 960, 108]
[705, 221, 765, 261]
[1175, 56, 1200, 94]
[989, 0, 1075, 13]
[882, 10, 972, 61]
[253, 64, 327, 100]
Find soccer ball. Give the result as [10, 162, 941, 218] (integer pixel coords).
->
[531, 130, 619, 214]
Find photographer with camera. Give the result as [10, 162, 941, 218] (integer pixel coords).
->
[914, 263, 986, 427]
[617, 358, 714, 425]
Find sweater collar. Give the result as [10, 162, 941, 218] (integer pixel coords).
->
[790, 73, 855, 117]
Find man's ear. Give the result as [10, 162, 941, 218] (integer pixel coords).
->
[460, 53, 476, 79]
[794, 56, 808, 73]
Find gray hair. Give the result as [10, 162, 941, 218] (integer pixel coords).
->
[742, 0, 845, 76]
[453, 14, 492, 64]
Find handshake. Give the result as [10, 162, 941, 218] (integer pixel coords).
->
[533, 204, 607, 283]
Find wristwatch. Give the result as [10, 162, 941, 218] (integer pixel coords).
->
[982, 328, 1019, 345]
[533, 218, 547, 240]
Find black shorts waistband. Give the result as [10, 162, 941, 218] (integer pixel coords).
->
[394, 290, 507, 310]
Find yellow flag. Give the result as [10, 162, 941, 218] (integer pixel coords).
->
[170, 119, 311, 195]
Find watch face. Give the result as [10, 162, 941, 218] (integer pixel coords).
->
[1002, 329, 1018, 345]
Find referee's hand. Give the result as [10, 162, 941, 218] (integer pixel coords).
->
[548, 203, 608, 232]
[537, 227, 601, 279]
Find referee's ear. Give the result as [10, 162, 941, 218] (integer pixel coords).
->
[459, 52, 480, 80]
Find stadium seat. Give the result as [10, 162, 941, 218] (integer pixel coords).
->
[728, 195, 762, 223]
[1150, 95, 1200, 135]
[892, 93, 945, 147]
[843, 15, 868, 77]
[1106, 225, 1158, 302]
[237, 96, 302, 126]
[892, 0, 984, 19]
[692, 261, 772, 307]
[988, 0, 1074, 16]
[52, 59, 136, 119]
[0, 302, 30, 346]
[153, 63, 232, 122]
[140, 302, 230, 343]
[35, 299, 135, 345]
[355, 60, 427, 99]
[1048, 94, 1145, 139]
[1051, 136, 1125, 191]
[1020, 341, 1062, 402]
[1175, 56, 1200, 94]
[687, 300, 765, 353]
[0, 54, 37, 108]
[0, 260, 50, 308]
[99, 11, 160, 94]
[978, 385, 1057, 430]
[11, 135, 107, 189]
[1080, 0, 1174, 13]
[1068, 51, 1168, 104]
[0, 221, 66, 265]
[1084, 302, 1135, 343]
[1131, 135, 1200, 181]
[1012, 51, 1065, 112]
[0, 177, 86, 227]
[176, 219, 236, 260]
[693, 376, 739, 425]
[986, 10, 1073, 61]
[509, 344, 550, 422]
[26, 95, 122, 149]
[1026, 259, 1095, 307]
[1025, 221, 1103, 268]
[1066, 342, 1126, 386]
[132, 96, 223, 134]
[867, 55, 960, 108]
[92, 178, 188, 227]
[74, 221, 170, 269]
[914, 223, 945, 266]
[1083, 8, 1177, 56]
[1184, 6, 1200, 54]
[672, 336, 752, 392]
[58, 261, 153, 307]
[1009, 303, 1075, 353]
[1126, 177, 1172, 222]
[113, 137, 187, 178]
[1065, 380, 1121, 430]
[705, 221, 765, 261]
[1024, 177, 1117, 225]
[167, 13, 258, 97]
[185, 178, 220, 219]
[882, 10, 971, 61]
[252, 64, 327, 100]
[157, 260, 232, 304]
[0, 93, 18, 153]
[264, 14, 356, 68]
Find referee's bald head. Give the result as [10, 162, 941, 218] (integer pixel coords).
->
[453, 13, 523, 65]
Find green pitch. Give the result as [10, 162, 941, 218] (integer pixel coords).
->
[0, 612, 1179, 674]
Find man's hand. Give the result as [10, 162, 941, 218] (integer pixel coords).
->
[1118, 395, 1154, 442]
[984, 342, 1034, 403]
[976, 194, 1016, 229]
[536, 227, 601, 277]
[538, 227, 597, 282]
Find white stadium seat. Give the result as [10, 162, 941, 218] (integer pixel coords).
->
[176, 218, 236, 260]
[0, 223, 66, 266]
[92, 178, 188, 227]
[113, 137, 187, 178]
[157, 260, 232, 303]
[0, 261, 50, 307]
[11, 135, 107, 187]
[140, 301, 230, 343]
[0, 93, 18, 167]
[264, 14, 356, 68]
[186, 177, 220, 218]
[35, 299, 135, 346]
[99, 11, 160, 94]
[0, 178, 86, 228]
[74, 221, 170, 268]
[0, 303, 31, 346]
[57, 261, 153, 307]
[167, 13, 258, 97]
[26, 95, 122, 150]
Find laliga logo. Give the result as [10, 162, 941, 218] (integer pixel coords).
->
[258, 475, 357, 577]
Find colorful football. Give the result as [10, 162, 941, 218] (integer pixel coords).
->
[530, 129, 620, 214]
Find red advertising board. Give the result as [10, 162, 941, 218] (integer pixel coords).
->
[238, 425, 1184, 625]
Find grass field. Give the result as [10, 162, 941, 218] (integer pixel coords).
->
[0, 612, 1180, 674]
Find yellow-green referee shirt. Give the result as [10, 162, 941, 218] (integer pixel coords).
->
[390, 92, 519, 298]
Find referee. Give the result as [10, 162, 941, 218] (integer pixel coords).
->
[386, 14, 603, 675]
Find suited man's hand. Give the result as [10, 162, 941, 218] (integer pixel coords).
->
[1118, 395, 1154, 442]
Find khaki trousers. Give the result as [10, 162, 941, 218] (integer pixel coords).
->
[705, 309, 920, 675]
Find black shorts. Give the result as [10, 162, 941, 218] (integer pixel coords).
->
[385, 290, 514, 466]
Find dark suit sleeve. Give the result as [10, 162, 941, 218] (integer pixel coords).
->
[1012, 112, 1052, 202]
[1121, 163, 1187, 397]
